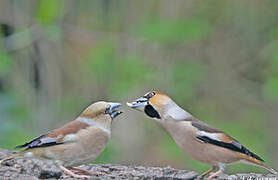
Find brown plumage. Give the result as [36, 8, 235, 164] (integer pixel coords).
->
[127, 90, 277, 180]
[1, 101, 122, 178]
[48, 120, 90, 138]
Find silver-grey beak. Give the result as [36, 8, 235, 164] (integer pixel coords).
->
[107, 102, 122, 119]
[126, 97, 148, 109]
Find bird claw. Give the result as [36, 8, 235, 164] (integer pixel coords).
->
[69, 167, 106, 176]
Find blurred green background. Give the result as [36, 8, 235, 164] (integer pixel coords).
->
[0, 0, 277, 174]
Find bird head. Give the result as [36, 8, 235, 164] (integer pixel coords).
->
[127, 91, 172, 120]
[80, 101, 122, 124]
[127, 90, 191, 121]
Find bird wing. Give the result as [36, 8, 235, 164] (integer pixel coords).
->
[15, 120, 89, 149]
[191, 120, 264, 162]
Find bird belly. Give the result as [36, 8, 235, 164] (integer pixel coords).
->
[179, 137, 240, 165]
[43, 127, 110, 167]
[162, 121, 240, 166]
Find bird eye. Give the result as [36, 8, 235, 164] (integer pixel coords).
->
[143, 91, 156, 99]
[147, 92, 155, 98]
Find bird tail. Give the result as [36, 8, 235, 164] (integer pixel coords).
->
[240, 154, 277, 174]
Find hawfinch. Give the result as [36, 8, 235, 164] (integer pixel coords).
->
[127, 91, 277, 180]
[0, 101, 122, 178]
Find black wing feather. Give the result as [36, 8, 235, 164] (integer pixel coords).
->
[196, 135, 264, 162]
[15, 134, 61, 149]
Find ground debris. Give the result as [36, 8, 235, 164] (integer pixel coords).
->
[0, 149, 277, 180]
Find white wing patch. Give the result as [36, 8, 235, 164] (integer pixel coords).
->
[39, 137, 58, 144]
[197, 131, 222, 141]
[196, 130, 242, 150]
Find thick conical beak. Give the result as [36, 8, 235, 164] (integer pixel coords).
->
[126, 97, 148, 111]
[107, 102, 122, 119]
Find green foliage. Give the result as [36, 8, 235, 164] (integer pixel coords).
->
[1, 127, 33, 150]
[0, 94, 31, 149]
[134, 18, 212, 43]
[0, 50, 12, 76]
[86, 41, 157, 96]
[44, 25, 62, 41]
[109, 55, 156, 96]
[264, 76, 278, 100]
[36, 0, 65, 25]
[262, 38, 278, 100]
[171, 61, 206, 102]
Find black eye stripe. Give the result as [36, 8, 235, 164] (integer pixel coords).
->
[144, 105, 161, 119]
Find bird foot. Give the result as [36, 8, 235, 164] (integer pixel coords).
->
[60, 165, 91, 179]
[198, 166, 217, 179]
[70, 167, 105, 176]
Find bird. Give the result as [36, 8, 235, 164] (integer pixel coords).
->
[127, 90, 277, 180]
[0, 101, 122, 178]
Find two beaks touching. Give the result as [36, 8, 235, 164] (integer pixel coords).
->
[0, 90, 277, 179]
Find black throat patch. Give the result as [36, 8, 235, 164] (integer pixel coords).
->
[144, 105, 161, 119]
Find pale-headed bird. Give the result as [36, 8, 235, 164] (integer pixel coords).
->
[0, 101, 122, 178]
[127, 91, 277, 179]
